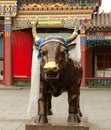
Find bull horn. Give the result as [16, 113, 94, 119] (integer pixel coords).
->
[32, 18, 40, 46]
[67, 25, 79, 43]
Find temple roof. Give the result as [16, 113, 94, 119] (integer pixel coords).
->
[0, 0, 102, 31]
[87, 13, 111, 31]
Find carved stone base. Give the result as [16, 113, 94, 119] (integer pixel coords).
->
[25, 116, 89, 130]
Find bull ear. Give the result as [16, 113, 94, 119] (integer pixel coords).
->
[66, 43, 76, 50]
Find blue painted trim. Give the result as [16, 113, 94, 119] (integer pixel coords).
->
[80, 37, 86, 45]
[4, 25, 12, 31]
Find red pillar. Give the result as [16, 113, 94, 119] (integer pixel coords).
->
[4, 17, 13, 86]
[81, 45, 86, 87]
[80, 34, 86, 87]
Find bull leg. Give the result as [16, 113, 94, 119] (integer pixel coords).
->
[47, 92, 53, 115]
[78, 96, 82, 117]
[67, 87, 81, 123]
[77, 87, 82, 117]
[37, 82, 48, 123]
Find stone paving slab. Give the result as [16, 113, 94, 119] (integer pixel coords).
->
[0, 87, 111, 130]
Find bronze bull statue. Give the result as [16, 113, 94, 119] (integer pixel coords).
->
[32, 19, 83, 123]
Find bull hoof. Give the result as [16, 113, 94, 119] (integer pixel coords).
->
[79, 110, 82, 117]
[37, 115, 48, 123]
[67, 114, 81, 123]
[47, 109, 53, 115]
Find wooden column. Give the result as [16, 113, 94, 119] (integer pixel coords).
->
[80, 34, 86, 87]
[81, 45, 86, 87]
[4, 16, 13, 85]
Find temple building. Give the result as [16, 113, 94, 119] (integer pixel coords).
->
[86, 13, 111, 87]
[1, 0, 111, 88]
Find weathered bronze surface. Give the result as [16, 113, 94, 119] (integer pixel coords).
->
[32, 18, 83, 124]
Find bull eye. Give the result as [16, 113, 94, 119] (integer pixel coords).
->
[63, 48, 69, 55]
[62, 48, 67, 53]
[40, 49, 48, 57]
[61, 49, 67, 55]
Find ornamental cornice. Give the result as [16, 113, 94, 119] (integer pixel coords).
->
[0, 0, 17, 17]
[17, 2, 97, 15]
[12, 14, 92, 32]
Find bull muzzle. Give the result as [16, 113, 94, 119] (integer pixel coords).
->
[43, 61, 59, 79]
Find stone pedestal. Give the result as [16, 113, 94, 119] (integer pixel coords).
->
[25, 115, 89, 130]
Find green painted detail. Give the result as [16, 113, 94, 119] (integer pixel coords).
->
[80, 0, 87, 6]
[14, 81, 31, 87]
[87, 40, 111, 48]
[86, 79, 111, 87]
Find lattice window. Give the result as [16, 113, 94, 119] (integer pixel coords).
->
[96, 53, 111, 77]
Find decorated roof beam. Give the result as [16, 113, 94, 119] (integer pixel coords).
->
[17, 1, 100, 14]
[17, 0, 101, 7]
[0, 0, 17, 17]
[12, 0, 101, 31]
[12, 14, 92, 33]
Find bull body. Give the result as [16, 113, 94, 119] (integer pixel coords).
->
[32, 19, 83, 123]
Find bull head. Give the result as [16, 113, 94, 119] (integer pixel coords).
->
[32, 18, 79, 47]
[32, 18, 79, 80]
